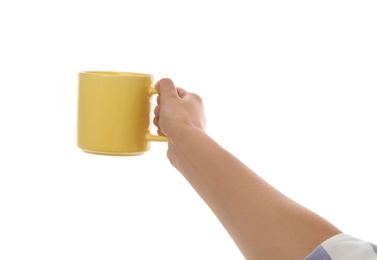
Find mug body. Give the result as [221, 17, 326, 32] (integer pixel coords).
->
[77, 71, 153, 155]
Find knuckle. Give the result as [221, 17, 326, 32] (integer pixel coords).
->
[154, 105, 160, 115]
[191, 93, 203, 103]
[192, 92, 200, 99]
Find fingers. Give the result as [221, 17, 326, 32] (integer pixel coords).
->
[153, 105, 165, 137]
[153, 105, 160, 127]
[157, 127, 165, 137]
[155, 78, 190, 101]
[155, 78, 178, 99]
[176, 87, 188, 98]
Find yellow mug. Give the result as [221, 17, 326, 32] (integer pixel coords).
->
[77, 71, 167, 156]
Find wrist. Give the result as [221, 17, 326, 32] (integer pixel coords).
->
[167, 125, 205, 144]
[165, 125, 208, 172]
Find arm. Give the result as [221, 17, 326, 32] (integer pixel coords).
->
[154, 78, 341, 259]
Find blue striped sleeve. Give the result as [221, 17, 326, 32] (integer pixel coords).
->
[305, 234, 377, 260]
[305, 245, 332, 260]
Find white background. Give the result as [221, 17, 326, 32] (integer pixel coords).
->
[0, 0, 376, 259]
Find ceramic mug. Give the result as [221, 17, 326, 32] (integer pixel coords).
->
[77, 71, 167, 156]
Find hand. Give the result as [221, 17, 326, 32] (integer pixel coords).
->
[153, 78, 206, 139]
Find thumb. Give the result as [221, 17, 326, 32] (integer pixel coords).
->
[155, 78, 178, 99]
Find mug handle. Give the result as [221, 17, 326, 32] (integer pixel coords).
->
[146, 87, 168, 142]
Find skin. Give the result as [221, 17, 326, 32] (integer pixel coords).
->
[153, 78, 341, 260]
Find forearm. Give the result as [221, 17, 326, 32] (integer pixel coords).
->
[168, 127, 341, 259]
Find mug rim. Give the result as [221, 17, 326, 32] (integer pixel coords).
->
[80, 71, 151, 77]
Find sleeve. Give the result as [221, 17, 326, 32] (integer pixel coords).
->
[305, 233, 377, 260]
